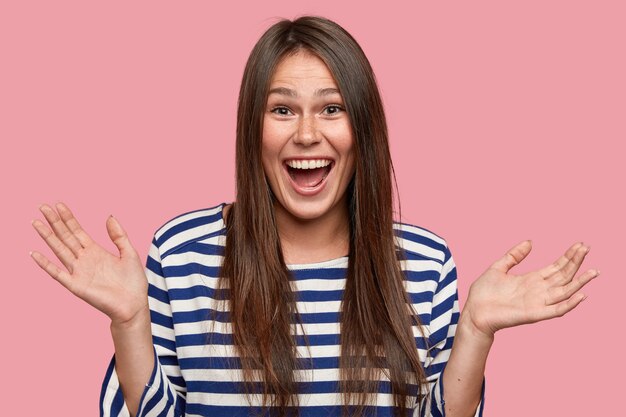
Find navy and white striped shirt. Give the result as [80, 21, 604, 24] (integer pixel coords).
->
[100, 202, 485, 417]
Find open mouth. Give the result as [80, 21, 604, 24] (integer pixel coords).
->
[284, 160, 334, 189]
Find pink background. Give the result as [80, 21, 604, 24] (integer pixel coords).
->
[3, 1, 624, 415]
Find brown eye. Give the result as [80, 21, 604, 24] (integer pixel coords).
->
[271, 106, 292, 116]
[323, 105, 344, 115]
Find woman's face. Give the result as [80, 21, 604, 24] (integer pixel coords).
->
[262, 50, 355, 223]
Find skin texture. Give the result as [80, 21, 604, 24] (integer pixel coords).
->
[30, 54, 599, 417]
[261, 50, 355, 264]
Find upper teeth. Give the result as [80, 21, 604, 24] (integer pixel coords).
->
[286, 159, 332, 169]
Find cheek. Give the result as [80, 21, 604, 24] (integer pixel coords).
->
[331, 120, 355, 153]
[261, 129, 283, 177]
[260, 144, 276, 180]
[262, 117, 288, 154]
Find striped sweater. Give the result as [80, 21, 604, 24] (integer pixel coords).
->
[100, 202, 485, 417]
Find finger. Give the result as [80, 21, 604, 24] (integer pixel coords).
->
[30, 250, 74, 291]
[39, 204, 84, 257]
[546, 269, 599, 305]
[490, 240, 532, 273]
[538, 242, 583, 279]
[547, 244, 590, 286]
[106, 215, 138, 260]
[32, 219, 77, 272]
[55, 202, 94, 247]
[544, 292, 587, 320]
[560, 244, 590, 283]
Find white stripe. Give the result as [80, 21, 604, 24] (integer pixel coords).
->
[396, 238, 445, 262]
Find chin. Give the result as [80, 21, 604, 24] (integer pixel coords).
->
[278, 195, 342, 222]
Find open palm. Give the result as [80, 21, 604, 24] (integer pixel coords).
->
[463, 240, 598, 338]
[30, 202, 148, 325]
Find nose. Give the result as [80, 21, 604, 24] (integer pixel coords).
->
[293, 114, 320, 146]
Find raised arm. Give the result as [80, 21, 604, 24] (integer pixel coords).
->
[30, 203, 153, 416]
[442, 240, 598, 417]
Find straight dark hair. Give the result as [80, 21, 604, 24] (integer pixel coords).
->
[217, 15, 427, 417]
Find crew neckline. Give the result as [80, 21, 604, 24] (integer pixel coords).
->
[216, 201, 349, 269]
[286, 255, 349, 269]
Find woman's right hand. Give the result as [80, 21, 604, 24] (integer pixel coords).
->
[30, 202, 149, 326]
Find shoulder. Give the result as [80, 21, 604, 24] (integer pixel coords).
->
[393, 221, 451, 265]
[152, 202, 228, 258]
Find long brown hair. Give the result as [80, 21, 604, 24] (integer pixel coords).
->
[217, 15, 426, 417]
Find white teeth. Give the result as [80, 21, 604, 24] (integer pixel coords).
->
[286, 159, 332, 170]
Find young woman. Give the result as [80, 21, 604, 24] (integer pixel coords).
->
[30, 16, 597, 417]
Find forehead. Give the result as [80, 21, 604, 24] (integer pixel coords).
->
[269, 50, 338, 88]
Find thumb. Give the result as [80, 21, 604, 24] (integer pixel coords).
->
[490, 240, 533, 273]
[106, 215, 137, 259]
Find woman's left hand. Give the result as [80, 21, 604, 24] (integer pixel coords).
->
[461, 240, 599, 339]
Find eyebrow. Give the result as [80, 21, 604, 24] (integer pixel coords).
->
[267, 87, 341, 98]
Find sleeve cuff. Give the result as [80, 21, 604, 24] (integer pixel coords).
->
[100, 347, 180, 417]
[422, 366, 486, 417]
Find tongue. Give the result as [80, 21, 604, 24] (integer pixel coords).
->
[291, 167, 328, 188]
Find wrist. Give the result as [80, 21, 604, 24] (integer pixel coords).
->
[110, 306, 151, 333]
[458, 310, 496, 346]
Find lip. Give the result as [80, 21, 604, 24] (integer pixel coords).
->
[282, 160, 334, 196]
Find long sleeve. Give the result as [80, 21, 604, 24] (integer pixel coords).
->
[100, 237, 186, 417]
[418, 242, 485, 417]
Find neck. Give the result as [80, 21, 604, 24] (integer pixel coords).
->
[273, 199, 351, 265]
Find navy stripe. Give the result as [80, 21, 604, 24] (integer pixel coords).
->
[151, 309, 173, 329]
[404, 269, 440, 283]
[111, 387, 125, 416]
[162, 263, 222, 279]
[99, 357, 115, 417]
[299, 311, 339, 323]
[183, 379, 414, 395]
[146, 252, 163, 275]
[174, 308, 228, 324]
[289, 268, 347, 280]
[294, 289, 343, 302]
[408, 291, 437, 304]
[154, 335, 177, 352]
[148, 283, 170, 304]
[167, 285, 227, 300]
[431, 292, 457, 320]
[156, 211, 223, 248]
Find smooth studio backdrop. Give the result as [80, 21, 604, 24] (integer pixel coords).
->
[3, 1, 624, 415]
